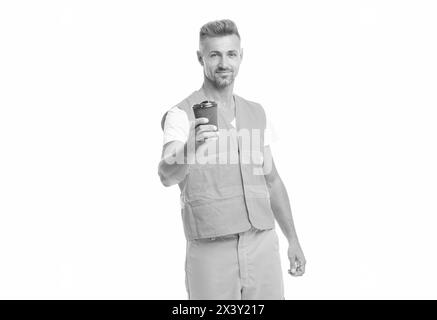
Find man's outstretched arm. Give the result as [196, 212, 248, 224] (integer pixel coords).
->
[263, 145, 306, 276]
[158, 140, 190, 187]
[158, 117, 218, 187]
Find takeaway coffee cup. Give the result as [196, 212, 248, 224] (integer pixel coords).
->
[192, 100, 218, 128]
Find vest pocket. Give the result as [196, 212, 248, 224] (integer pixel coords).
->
[183, 195, 251, 239]
[184, 163, 244, 204]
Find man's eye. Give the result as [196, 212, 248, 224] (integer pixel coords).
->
[210, 53, 217, 57]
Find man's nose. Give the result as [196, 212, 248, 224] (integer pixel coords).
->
[218, 56, 230, 69]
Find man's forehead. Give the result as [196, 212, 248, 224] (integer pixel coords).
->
[200, 35, 241, 52]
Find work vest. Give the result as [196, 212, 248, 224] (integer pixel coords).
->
[163, 88, 275, 240]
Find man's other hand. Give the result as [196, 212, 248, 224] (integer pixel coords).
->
[287, 241, 306, 277]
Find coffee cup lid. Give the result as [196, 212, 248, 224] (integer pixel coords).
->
[193, 101, 217, 111]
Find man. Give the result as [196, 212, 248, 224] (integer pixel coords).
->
[158, 19, 305, 300]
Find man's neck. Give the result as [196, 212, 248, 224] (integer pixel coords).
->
[201, 81, 234, 109]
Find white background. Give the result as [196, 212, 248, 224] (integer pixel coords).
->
[1, 0, 436, 299]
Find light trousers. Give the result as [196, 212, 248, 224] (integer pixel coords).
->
[185, 226, 285, 300]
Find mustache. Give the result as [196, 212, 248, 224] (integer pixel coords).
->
[216, 68, 233, 73]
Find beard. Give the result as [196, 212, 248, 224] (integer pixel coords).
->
[206, 69, 236, 88]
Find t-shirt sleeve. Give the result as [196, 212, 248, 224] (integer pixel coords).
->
[162, 106, 190, 145]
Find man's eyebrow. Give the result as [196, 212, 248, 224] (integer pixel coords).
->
[209, 50, 239, 54]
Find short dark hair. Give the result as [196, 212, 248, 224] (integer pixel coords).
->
[199, 19, 241, 41]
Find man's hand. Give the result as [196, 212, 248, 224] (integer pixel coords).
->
[287, 240, 306, 277]
[186, 118, 219, 161]
[191, 117, 219, 150]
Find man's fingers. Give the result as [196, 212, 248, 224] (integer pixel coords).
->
[288, 268, 300, 276]
[288, 256, 297, 274]
[196, 131, 219, 142]
[294, 266, 305, 276]
[291, 259, 306, 276]
[196, 124, 217, 135]
[194, 117, 209, 128]
[288, 265, 305, 276]
[287, 255, 306, 276]
[296, 262, 305, 273]
[294, 257, 303, 265]
[189, 118, 209, 135]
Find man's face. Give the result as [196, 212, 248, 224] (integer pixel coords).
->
[197, 34, 243, 89]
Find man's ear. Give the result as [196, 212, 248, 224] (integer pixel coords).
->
[240, 48, 244, 61]
[196, 50, 204, 66]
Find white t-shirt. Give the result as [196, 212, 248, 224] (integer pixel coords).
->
[162, 106, 278, 146]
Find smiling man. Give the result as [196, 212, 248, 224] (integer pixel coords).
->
[158, 19, 305, 300]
